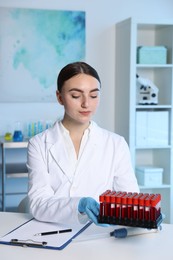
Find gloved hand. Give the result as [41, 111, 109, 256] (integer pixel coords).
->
[78, 197, 100, 224]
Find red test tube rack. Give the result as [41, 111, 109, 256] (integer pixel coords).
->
[98, 190, 163, 229]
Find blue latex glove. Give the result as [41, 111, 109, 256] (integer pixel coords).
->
[78, 197, 100, 224]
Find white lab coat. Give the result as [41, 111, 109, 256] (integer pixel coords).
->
[27, 121, 139, 225]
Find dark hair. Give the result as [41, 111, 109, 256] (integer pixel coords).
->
[57, 61, 101, 92]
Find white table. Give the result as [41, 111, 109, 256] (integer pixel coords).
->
[0, 212, 172, 260]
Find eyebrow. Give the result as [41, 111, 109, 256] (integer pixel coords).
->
[69, 88, 100, 93]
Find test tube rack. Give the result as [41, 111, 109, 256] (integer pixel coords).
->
[98, 190, 163, 229]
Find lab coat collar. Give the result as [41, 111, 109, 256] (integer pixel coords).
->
[46, 120, 98, 144]
[44, 121, 99, 181]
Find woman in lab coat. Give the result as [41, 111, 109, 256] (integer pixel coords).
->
[27, 61, 139, 225]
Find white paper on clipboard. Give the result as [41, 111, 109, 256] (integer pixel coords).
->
[0, 218, 92, 250]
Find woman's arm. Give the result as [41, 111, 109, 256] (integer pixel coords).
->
[27, 136, 81, 225]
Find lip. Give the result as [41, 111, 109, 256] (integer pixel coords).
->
[79, 111, 91, 116]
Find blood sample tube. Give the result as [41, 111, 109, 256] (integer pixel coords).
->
[132, 193, 143, 225]
[150, 194, 161, 222]
[127, 193, 138, 224]
[111, 191, 122, 224]
[121, 194, 127, 220]
[99, 190, 111, 222]
[156, 194, 161, 217]
[110, 191, 117, 220]
[104, 193, 112, 222]
[138, 193, 149, 225]
[121, 193, 132, 222]
[144, 194, 155, 226]
[115, 192, 127, 224]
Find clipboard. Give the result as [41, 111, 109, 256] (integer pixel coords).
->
[0, 218, 92, 250]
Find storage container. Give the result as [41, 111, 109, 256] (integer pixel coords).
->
[136, 166, 163, 186]
[136, 111, 169, 146]
[137, 46, 167, 64]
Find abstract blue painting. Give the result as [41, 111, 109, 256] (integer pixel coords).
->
[0, 7, 85, 102]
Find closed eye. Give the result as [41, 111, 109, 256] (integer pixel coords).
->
[90, 95, 98, 98]
[72, 95, 80, 99]
[90, 91, 100, 98]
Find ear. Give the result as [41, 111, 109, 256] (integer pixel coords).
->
[56, 90, 64, 105]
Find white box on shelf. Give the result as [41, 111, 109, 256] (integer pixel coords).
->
[136, 166, 163, 186]
[136, 111, 169, 146]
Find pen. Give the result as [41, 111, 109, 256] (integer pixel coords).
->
[34, 228, 72, 236]
[10, 239, 47, 247]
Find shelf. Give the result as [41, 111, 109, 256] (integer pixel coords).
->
[4, 163, 28, 176]
[6, 173, 28, 178]
[139, 184, 171, 189]
[135, 146, 171, 149]
[136, 105, 172, 109]
[136, 64, 173, 68]
[115, 17, 173, 224]
[0, 176, 28, 193]
[0, 191, 27, 196]
[0, 139, 28, 211]
[0, 138, 28, 149]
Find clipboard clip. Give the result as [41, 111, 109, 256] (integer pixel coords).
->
[10, 239, 47, 248]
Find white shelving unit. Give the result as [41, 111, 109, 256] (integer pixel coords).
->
[115, 17, 173, 223]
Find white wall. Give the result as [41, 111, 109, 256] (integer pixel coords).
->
[0, 0, 173, 135]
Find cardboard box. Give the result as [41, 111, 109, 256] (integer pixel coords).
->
[137, 46, 167, 64]
[136, 166, 163, 186]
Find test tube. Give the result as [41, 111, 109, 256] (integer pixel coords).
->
[150, 194, 161, 222]
[121, 193, 132, 222]
[37, 121, 43, 133]
[110, 191, 117, 220]
[138, 193, 149, 225]
[121, 194, 127, 220]
[127, 193, 137, 222]
[27, 122, 32, 138]
[99, 190, 111, 222]
[104, 193, 112, 222]
[156, 194, 161, 218]
[132, 193, 143, 224]
[115, 192, 127, 223]
[144, 194, 155, 225]
[110, 191, 122, 224]
[31, 122, 35, 136]
[115, 192, 122, 220]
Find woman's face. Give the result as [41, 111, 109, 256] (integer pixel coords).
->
[56, 73, 100, 125]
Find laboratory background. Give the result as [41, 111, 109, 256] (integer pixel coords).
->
[0, 0, 173, 225]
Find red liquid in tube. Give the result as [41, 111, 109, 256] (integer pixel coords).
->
[110, 191, 117, 217]
[150, 194, 161, 221]
[132, 193, 143, 221]
[121, 193, 132, 219]
[144, 194, 155, 221]
[127, 193, 138, 219]
[115, 192, 126, 219]
[99, 190, 111, 218]
[139, 194, 149, 221]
